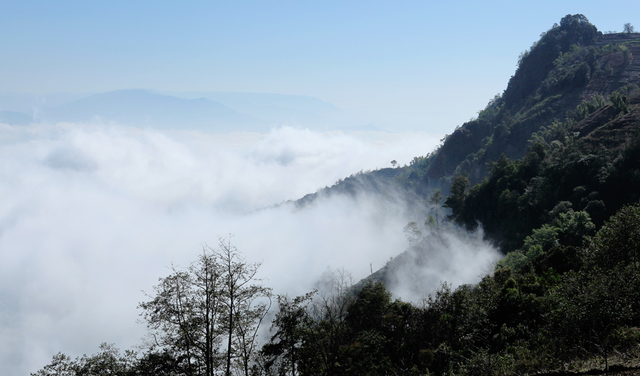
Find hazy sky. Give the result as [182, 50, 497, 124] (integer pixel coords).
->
[1, 1, 638, 132]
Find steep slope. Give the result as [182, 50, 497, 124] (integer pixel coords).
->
[416, 16, 640, 188]
[446, 90, 639, 252]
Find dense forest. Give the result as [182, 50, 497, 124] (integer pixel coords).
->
[34, 15, 640, 376]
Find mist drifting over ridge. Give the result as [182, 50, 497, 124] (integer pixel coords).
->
[0, 120, 500, 375]
[381, 223, 501, 302]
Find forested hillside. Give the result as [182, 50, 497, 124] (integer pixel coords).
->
[33, 14, 640, 376]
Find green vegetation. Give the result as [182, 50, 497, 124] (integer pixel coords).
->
[449, 85, 640, 253]
[504, 14, 600, 107]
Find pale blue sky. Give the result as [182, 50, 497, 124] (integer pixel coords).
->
[1, 1, 638, 131]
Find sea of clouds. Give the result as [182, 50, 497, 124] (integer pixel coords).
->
[0, 121, 499, 375]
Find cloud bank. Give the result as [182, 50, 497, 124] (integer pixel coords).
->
[0, 121, 496, 375]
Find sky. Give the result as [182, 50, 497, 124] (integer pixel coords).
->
[1, 1, 638, 132]
[0, 1, 639, 375]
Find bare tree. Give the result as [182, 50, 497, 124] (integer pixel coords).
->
[139, 250, 224, 376]
[138, 236, 270, 376]
[217, 236, 272, 376]
[403, 221, 423, 244]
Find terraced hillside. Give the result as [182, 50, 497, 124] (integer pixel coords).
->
[587, 33, 640, 94]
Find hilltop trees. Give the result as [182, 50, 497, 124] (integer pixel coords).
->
[624, 23, 634, 34]
[503, 14, 600, 107]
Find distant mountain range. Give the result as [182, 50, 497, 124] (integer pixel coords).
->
[0, 89, 374, 132]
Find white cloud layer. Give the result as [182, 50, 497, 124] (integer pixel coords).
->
[386, 223, 502, 302]
[0, 122, 496, 375]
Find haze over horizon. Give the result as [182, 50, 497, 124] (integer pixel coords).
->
[2, 1, 637, 133]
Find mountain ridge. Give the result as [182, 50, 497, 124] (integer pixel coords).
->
[43, 89, 264, 131]
[0, 89, 354, 131]
[306, 20, 640, 209]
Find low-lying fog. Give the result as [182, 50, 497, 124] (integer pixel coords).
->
[0, 121, 500, 375]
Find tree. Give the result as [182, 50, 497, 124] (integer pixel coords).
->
[610, 91, 630, 114]
[261, 292, 315, 376]
[300, 268, 355, 375]
[139, 248, 225, 376]
[390, 160, 398, 168]
[31, 344, 137, 376]
[623, 23, 634, 34]
[549, 268, 635, 371]
[444, 175, 470, 216]
[31, 353, 77, 376]
[585, 201, 640, 270]
[217, 237, 272, 376]
[403, 221, 423, 244]
[138, 236, 271, 376]
[429, 189, 444, 225]
[341, 281, 396, 375]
